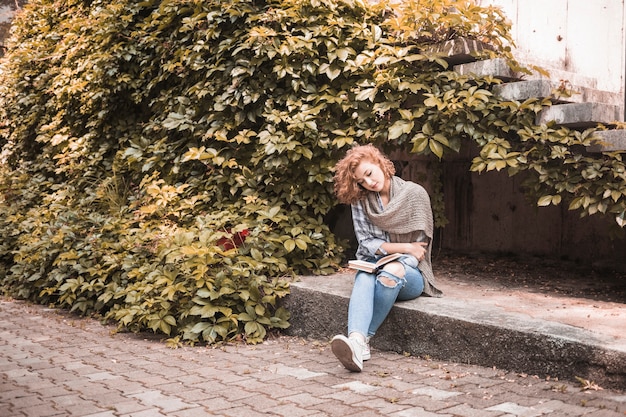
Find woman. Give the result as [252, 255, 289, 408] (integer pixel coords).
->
[331, 144, 442, 372]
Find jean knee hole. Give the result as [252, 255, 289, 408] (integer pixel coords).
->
[377, 276, 401, 288]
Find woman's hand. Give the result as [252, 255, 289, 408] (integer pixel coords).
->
[406, 242, 428, 261]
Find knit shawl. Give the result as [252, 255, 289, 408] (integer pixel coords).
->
[362, 176, 442, 297]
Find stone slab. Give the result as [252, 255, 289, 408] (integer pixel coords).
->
[425, 38, 495, 66]
[587, 130, 626, 152]
[536, 102, 622, 128]
[283, 273, 626, 390]
[454, 57, 519, 81]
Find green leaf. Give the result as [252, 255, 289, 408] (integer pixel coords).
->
[250, 248, 264, 261]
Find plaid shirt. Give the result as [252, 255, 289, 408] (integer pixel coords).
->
[351, 197, 389, 260]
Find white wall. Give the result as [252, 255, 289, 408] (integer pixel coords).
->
[0, 5, 13, 23]
[479, 0, 625, 95]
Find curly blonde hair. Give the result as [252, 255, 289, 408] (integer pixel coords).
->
[333, 144, 396, 204]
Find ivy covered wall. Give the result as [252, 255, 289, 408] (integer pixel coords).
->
[1, 0, 624, 345]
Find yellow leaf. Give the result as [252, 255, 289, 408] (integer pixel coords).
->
[433, 133, 449, 146]
[388, 120, 412, 140]
[569, 197, 583, 210]
[494, 160, 507, 171]
[139, 204, 158, 214]
[284, 239, 296, 252]
[537, 195, 553, 206]
[295, 238, 307, 250]
[411, 134, 428, 153]
[429, 140, 443, 159]
[611, 190, 622, 202]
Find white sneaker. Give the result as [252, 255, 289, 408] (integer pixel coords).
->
[331, 335, 363, 372]
[360, 337, 371, 361]
[348, 333, 371, 361]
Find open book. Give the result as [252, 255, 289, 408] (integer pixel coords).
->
[347, 253, 404, 273]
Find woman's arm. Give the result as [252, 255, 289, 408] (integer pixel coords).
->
[351, 202, 388, 258]
[379, 241, 428, 261]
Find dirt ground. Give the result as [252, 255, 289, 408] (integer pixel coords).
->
[433, 251, 626, 305]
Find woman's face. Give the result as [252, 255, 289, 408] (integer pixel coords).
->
[353, 160, 389, 194]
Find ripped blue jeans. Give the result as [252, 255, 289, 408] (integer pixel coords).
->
[347, 260, 424, 338]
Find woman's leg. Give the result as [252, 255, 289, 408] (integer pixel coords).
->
[334, 264, 424, 371]
[347, 271, 376, 337]
[396, 264, 425, 301]
[332, 271, 375, 371]
[367, 263, 424, 335]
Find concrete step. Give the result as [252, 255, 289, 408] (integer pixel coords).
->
[588, 129, 626, 152]
[454, 58, 597, 89]
[425, 37, 495, 66]
[493, 79, 557, 102]
[455, 58, 625, 124]
[454, 57, 521, 81]
[494, 79, 625, 110]
[450, 48, 626, 150]
[454, 57, 607, 88]
[537, 102, 621, 128]
[282, 273, 626, 390]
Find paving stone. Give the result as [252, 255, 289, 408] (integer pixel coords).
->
[82, 412, 117, 417]
[333, 380, 381, 394]
[486, 401, 544, 416]
[64, 402, 109, 416]
[1, 297, 624, 417]
[239, 393, 284, 411]
[392, 407, 453, 417]
[359, 397, 413, 415]
[441, 403, 502, 417]
[582, 409, 626, 417]
[9, 393, 47, 409]
[17, 403, 66, 417]
[96, 378, 147, 395]
[411, 386, 462, 400]
[282, 392, 334, 407]
[195, 395, 236, 411]
[170, 406, 216, 417]
[128, 389, 197, 412]
[118, 409, 167, 417]
[309, 401, 369, 416]
[223, 405, 288, 417]
[397, 394, 462, 413]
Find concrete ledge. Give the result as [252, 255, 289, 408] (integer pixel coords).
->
[454, 57, 519, 81]
[455, 58, 604, 90]
[588, 130, 626, 152]
[282, 273, 626, 390]
[425, 37, 495, 66]
[493, 79, 555, 101]
[494, 80, 625, 112]
[537, 103, 622, 128]
[455, 59, 624, 119]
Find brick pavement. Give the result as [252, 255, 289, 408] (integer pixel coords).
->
[1, 297, 625, 417]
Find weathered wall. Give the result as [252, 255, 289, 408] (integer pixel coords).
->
[0, 1, 25, 57]
[448, 0, 626, 265]
[434, 150, 625, 266]
[479, 0, 625, 100]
